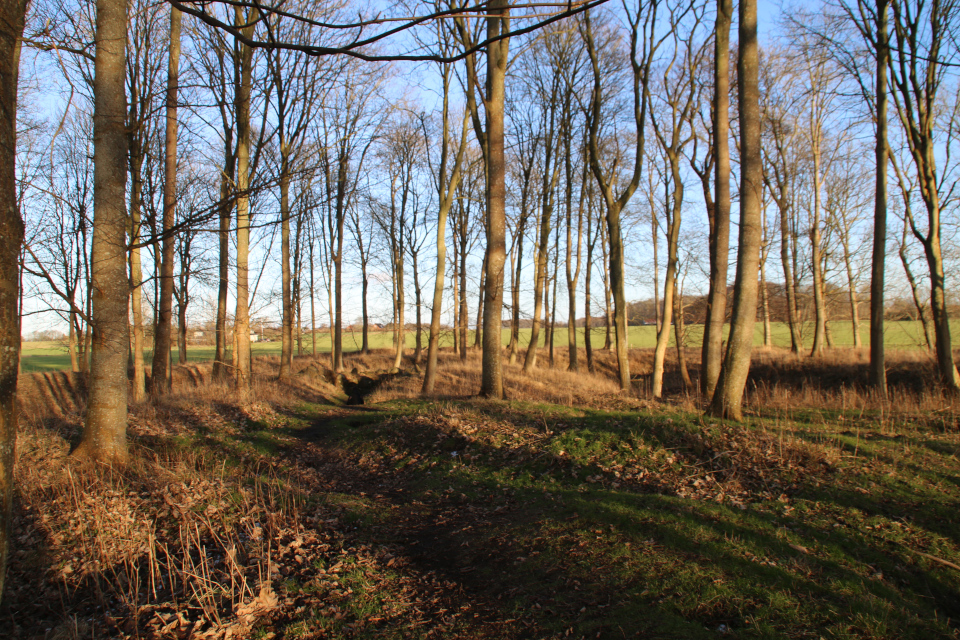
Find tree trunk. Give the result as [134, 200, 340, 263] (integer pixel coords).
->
[474, 253, 485, 350]
[0, 0, 25, 603]
[674, 280, 692, 390]
[702, 0, 733, 400]
[233, 7, 256, 390]
[76, 0, 130, 462]
[128, 159, 146, 401]
[279, 154, 293, 378]
[809, 130, 826, 357]
[779, 202, 802, 352]
[151, 7, 181, 397]
[458, 227, 468, 360]
[479, 0, 509, 399]
[213, 169, 231, 380]
[869, 0, 889, 394]
[413, 252, 423, 363]
[708, 0, 761, 421]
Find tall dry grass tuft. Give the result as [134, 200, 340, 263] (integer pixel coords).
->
[7, 356, 338, 638]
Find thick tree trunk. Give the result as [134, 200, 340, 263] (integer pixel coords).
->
[233, 7, 256, 389]
[702, 0, 733, 400]
[150, 7, 181, 397]
[77, 0, 130, 462]
[0, 0, 25, 603]
[708, 0, 762, 421]
[479, 0, 509, 398]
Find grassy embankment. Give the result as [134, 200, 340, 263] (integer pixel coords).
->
[18, 319, 953, 372]
[7, 348, 960, 638]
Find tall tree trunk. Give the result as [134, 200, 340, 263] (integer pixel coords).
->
[177, 293, 187, 364]
[474, 253, 485, 349]
[233, 7, 256, 389]
[841, 234, 862, 348]
[674, 279, 692, 390]
[150, 7, 181, 397]
[77, 0, 130, 462]
[708, 0, 761, 421]
[809, 132, 826, 357]
[413, 253, 423, 363]
[779, 202, 802, 352]
[128, 158, 145, 401]
[279, 153, 293, 378]
[600, 222, 612, 350]
[870, 0, 889, 394]
[585, 201, 596, 373]
[0, 0, 25, 603]
[458, 228, 467, 360]
[213, 168, 232, 380]
[702, 0, 733, 400]
[479, 0, 509, 398]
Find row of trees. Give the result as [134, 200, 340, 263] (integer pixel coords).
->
[3, 0, 960, 601]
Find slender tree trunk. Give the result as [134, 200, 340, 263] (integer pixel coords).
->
[279, 154, 293, 378]
[585, 203, 596, 373]
[702, 0, 733, 400]
[474, 253, 485, 349]
[77, 0, 130, 462]
[760, 253, 773, 348]
[900, 231, 935, 349]
[423, 216, 448, 393]
[413, 253, 423, 363]
[128, 167, 145, 401]
[810, 135, 826, 357]
[779, 203, 802, 352]
[310, 241, 317, 357]
[708, 0, 762, 421]
[68, 308, 79, 372]
[0, 0, 26, 603]
[177, 293, 187, 364]
[213, 170, 231, 380]
[841, 236, 862, 348]
[674, 280, 692, 390]
[150, 7, 181, 397]
[870, 0, 889, 394]
[458, 229, 467, 360]
[479, 0, 509, 398]
[651, 206, 660, 333]
[600, 223, 612, 350]
[392, 257, 405, 371]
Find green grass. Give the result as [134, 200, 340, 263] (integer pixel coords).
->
[19, 320, 954, 372]
[199, 394, 960, 639]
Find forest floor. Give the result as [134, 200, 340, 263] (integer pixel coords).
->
[4, 347, 960, 639]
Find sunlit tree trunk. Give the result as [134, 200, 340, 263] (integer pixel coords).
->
[702, 0, 733, 399]
[77, 0, 130, 461]
[233, 7, 256, 389]
[870, 0, 890, 394]
[708, 0, 762, 421]
[151, 6, 181, 397]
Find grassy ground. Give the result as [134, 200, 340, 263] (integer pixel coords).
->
[18, 319, 955, 372]
[7, 350, 960, 638]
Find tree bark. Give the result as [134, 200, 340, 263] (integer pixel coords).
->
[150, 7, 181, 397]
[233, 7, 256, 389]
[870, 0, 889, 394]
[0, 0, 25, 603]
[479, 0, 509, 398]
[77, 0, 130, 462]
[701, 0, 732, 400]
[279, 154, 293, 378]
[708, 0, 762, 421]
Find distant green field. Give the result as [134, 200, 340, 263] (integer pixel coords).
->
[18, 320, 952, 373]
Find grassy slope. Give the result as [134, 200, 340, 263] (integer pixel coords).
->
[18, 319, 955, 372]
[9, 353, 960, 639]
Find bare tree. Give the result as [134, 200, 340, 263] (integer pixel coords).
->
[707, 0, 762, 421]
